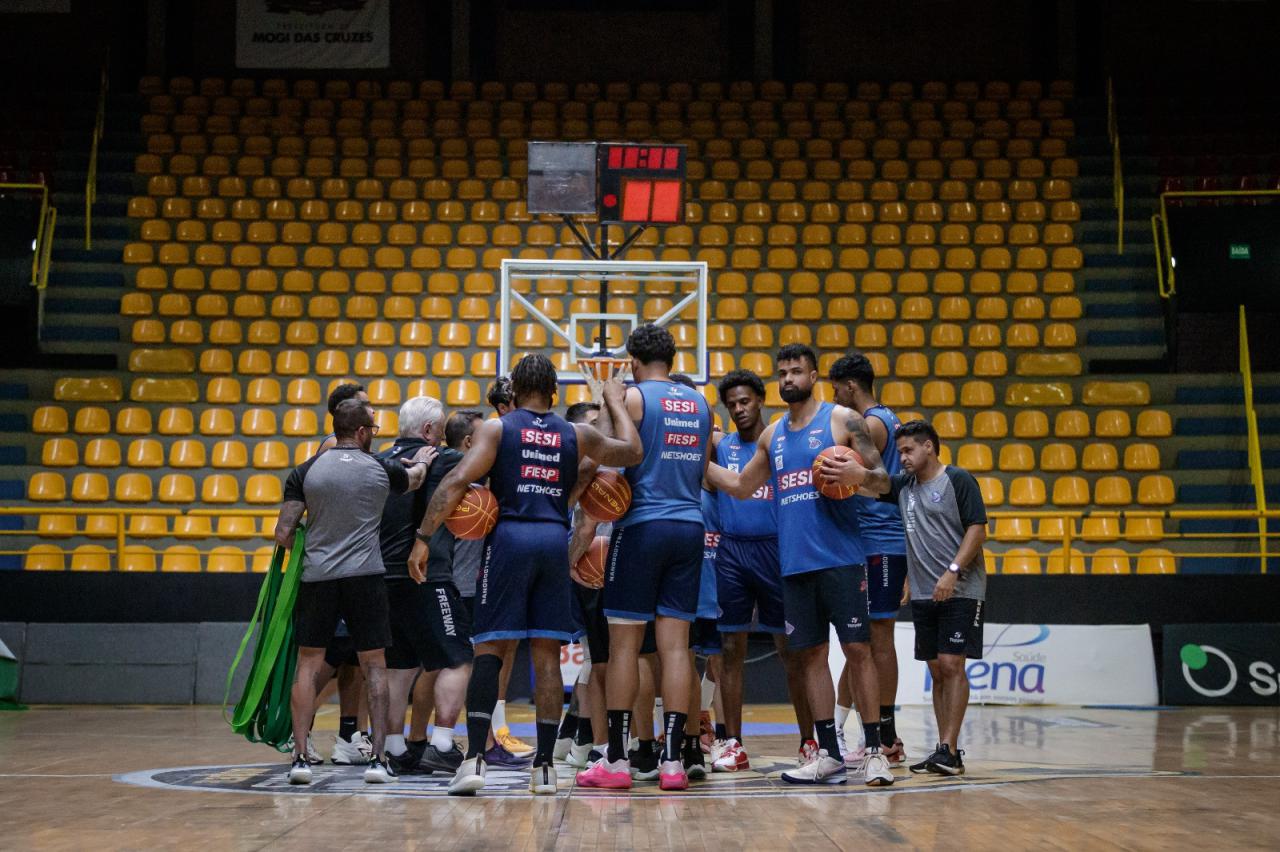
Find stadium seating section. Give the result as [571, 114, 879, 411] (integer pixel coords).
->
[22, 76, 1184, 573]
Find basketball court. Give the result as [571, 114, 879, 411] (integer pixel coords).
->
[1, 703, 1275, 848]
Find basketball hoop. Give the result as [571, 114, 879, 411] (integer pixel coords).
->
[577, 356, 631, 384]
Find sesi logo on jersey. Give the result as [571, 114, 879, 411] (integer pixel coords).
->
[776, 468, 814, 491]
[750, 484, 774, 500]
[520, 464, 560, 482]
[521, 429, 562, 448]
[664, 431, 700, 447]
[661, 398, 699, 414]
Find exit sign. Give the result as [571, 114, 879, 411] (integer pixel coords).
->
[1230, 243, 1251, 260]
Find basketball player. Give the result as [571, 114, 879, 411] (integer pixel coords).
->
[706, 344, 895, 786]
[374, 397, 473, 778]
[576, 324, 714, 792]
[829, 354, 909, 765]
[408, 355, 642, 795]
[826, 420, 988, 777]
[479, 375, 534, 762]
[709, 369, 812, 772]
[277, 400, 433, 785]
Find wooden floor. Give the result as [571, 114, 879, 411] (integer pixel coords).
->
[1, 703, 1276, 850]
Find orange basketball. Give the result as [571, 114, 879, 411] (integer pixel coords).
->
[574, 535, 610, 588]
[580, 468, 632, 522]
[445, 485, 499, 540]
[811, 446, 865, 500]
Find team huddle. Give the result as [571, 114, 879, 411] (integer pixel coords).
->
[274, 323, 989, 795]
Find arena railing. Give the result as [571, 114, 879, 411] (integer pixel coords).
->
[84, 61, 108, 251]
[1239, 306, 1268, 573]
[0, 182, 55, 293]
[1, 506, 1278, 574]
[1152, 189, 1280, 298]
[1106, 77, 1124, 255]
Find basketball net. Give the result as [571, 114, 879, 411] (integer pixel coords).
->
[578, 356, 631, 403]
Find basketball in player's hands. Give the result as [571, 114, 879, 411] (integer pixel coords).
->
[580, 469, 631, 522]
[574, 535, 610, 588]
[445, 485, 499, 540]
[812, 446, 864, 499]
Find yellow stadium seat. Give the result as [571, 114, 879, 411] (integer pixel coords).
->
[1046, 546, 1086, 575]
[1051, 476, 1090, 507]
[200, 474, 239, 504]
[1135, 475, 1175, 506]
[1123, 443, 1161, 472]
[173, 515, 213, 539]
[447, 380, 481, 406]
[83, 438, 121, 468]
[1136, 548, 1176, 574]
[161, 546, 202, 573]
[956, 444, 992, 471]
[38, 513, 77, 537]
[70, 545, 112, 572]
[120, 545, 158, 573]
[998, 444, 1035, 472]
[1091, 549, 1131, 575]
[1009, 476, 1046, 507]
[1136, 410, 1172, 438]
[1081, 443, 1118, 471]
[246, 474, 283, 504]
[70, 472, 109, 502]
[933, 411, 967, 439]
[207, 547, 247, 573]
[28, 472, 67, 502]
[1039, 443, 1077, 472]
[920, 379, 954, 406]
[993, 517, 1032, 542]
[25, 544, 66, 571]
[1084, 381, 1150, 407]
[1095, 410, 1132, 438]
[1002, 548, 1041, 574]
[33, 405, 69, 434]
[284, 409, 319, 437]
[158, 473, 196, 503]
[1080, 516, 1120, 542]
[41, 438, 78, 467]
[976, 476, 1004, 506]
[115, 473, 154, 503]
[972, 411, 1008, 439]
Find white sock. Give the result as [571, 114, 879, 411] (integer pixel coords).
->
[835, 704, 852, 731]
[654, 697, 664, 722]
[595, 742, 608, 755]
[430, 725, 455, 752]
[384, 734, 406, 756]
[492, 699, 507, 730]
[700, 675, 716, 712]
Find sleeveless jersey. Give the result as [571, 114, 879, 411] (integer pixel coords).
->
[699, 487, 720, 616]
[855, 404, 906, 555]
[616, 380, 712, 529]
[489, 408, 579, 526]
[715, 432, 776, 539]
[770, 402, 866, 576]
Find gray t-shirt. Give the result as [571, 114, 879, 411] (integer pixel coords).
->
[284, 447, 410, 582]
[452, 538, 483, 598]
[879, 465, 988, 601]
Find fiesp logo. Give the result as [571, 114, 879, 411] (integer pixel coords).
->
[1180, 643, 1278, 699]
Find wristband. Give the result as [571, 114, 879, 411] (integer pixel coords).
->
[415, 530, 432, 544]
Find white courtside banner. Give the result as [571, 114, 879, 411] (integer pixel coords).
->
[829, 623, 1158, 706]
[236, 0, 389, 69]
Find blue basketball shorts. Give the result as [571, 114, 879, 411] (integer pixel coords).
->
[603, 519, 702, 622]
[866, 552, 909, 620]
[473, 520, 575, 644]
[715, 535, 785, 634]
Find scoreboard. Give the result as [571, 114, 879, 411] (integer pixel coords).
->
[596, 143, 687, 225]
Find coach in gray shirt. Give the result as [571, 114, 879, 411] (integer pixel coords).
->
[818, 418, 987, 778]
[275, 399, 432, 785]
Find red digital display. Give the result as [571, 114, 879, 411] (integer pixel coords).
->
[621, 178, 682, 223]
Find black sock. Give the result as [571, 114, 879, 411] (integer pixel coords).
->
[879, 706, 897, 744]
[464, 653, 502, 758]
[558, 712, 579, 741]
[535, 720, 559, 766]
[714, 722, 727, 741]
[815, 719, 840, 757]
[607, 709, 631, 763]
[662, 712, 687, 762]
[339, 716, 357, 741]
[863, 721, 882, 751]
[575, 718, 593, 746]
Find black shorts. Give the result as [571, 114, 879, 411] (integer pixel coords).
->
[912, 598, 985, 661]
[573, 584, 659, 665]
[461, 595, 475, 622]
[323, 635, 358, 669]
[690, 618, 721, 655]
[782, 564, 871, 650]
[295, 574, 390, 653]
[384, 579, 474, 671]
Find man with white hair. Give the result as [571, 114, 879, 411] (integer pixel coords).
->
[373, 396, 472, 775]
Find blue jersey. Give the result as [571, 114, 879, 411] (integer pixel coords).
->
[617, 380, 712, 529]
[770, 402, 866, 576]
[855, 404, 906, 555]
[489, 408, 579, 527]
[715, 432, 777, 539]
[699, 488, 720, 618]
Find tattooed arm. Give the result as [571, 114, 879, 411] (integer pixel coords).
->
[817, 406, 891, 495]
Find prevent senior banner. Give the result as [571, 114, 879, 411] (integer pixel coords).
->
[236, 0, 389, 69]
[829, 623, 1158, 706]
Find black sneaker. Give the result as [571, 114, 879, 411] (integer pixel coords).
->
[419, 743, 465, 775]
[586, 747, 604, 764]
[287, 755, 313, 785]
[927, 745, 965, 776]
[683, 744, 707, 781]
[630, 740, 659, 781]
[364, 755, 398, 784]
[388, 741, 427, 775]
[909, 743, 945, 774]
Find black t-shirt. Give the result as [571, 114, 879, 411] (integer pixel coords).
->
[375, 440, 464, 581]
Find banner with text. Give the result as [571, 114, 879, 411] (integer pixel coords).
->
[236, 0, 389, 69]
[829, 623, 1158, 706]
[1162, 623, 1279, 705]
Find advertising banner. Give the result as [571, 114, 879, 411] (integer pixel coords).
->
[236, 0, 389, 69]
[830, 623, 1159, 706]
[1162, 623, 1280, 705]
